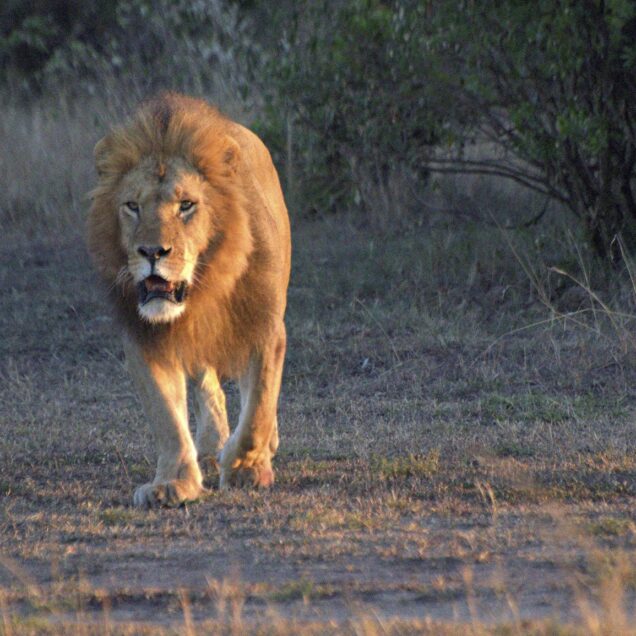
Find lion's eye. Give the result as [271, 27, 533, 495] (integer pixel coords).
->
[179, 200, 196, 221]
[124, 201, 140, 214]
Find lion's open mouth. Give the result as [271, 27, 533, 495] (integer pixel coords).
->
[138, 275, 188, 305]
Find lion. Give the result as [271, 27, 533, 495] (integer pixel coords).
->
[87, 93, 291, 508]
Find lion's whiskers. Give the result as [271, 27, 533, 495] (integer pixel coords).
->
[107, 266, 132, 294]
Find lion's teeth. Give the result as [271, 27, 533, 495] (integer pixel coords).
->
[144, 276, 174, 292]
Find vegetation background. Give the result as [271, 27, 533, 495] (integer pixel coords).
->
[1, 0, 636, 633]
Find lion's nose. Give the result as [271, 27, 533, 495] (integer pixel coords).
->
[137, 245, 172, 262]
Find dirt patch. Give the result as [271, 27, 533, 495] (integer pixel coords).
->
[2, 223, 636, 633]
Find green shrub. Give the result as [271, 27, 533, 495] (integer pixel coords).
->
[260, 0, 636, 259]
[0, 0, 257, 102]
[258, 0, 442, 216]
[427, 0, 636, 261]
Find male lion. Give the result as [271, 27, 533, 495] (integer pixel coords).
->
[87, 93, 291, 508]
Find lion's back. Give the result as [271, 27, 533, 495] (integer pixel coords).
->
[228, 122, 291, 313]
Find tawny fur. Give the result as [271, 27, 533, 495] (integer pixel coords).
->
[87, 93, 291, 506]
[88, 93, 290, 377]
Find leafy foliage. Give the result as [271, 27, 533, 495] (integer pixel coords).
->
[0, 0, 256, 100]
[427, 0, 636, 259]
[257, 0, 444, 215]
[2, 0, 636, 257]
[260, 0, 636, 256]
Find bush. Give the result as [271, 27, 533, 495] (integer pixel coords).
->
[0, 0, 257, 105]
[5, 0, 636, 261]
[426, 0, 636, 261]
[261, 0, 636, 259]
[0, 1, 119, 80]
[258, 0, 443, 216]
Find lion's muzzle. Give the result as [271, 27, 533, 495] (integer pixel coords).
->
[138, 275, 188, 305]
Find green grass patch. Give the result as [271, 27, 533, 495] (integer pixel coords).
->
[268, 578, 336, 603]
[586, 517, 634, 538]
[371, 449, 441, 481]
[99, 508, 138, 527]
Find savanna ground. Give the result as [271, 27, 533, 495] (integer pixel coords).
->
[2, 105, 636, 635]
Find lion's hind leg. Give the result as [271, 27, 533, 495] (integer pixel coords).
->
[193, 368, 230, 475]
[218, 321, 286, 489]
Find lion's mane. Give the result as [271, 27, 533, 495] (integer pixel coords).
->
[87, 93, 287, 378]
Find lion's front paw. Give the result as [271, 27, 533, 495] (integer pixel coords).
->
[218, 440, 274, 489]
[133, 479, 205, 509]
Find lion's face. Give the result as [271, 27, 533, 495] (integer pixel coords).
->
[117, 157, 212, 323]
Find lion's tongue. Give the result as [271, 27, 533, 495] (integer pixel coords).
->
[145, 275, 175, 293]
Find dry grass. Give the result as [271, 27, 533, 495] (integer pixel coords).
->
[1, 96, 636, 634]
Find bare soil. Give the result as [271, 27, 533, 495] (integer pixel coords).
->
[1, 219, 636, 634]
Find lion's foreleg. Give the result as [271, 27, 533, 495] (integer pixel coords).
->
[193, 368, 230, 471]
[123, 337, 204, 508]
[218, 322, 286, 488]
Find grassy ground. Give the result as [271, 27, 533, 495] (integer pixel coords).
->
[1, 202, 636, 634]
[1, 91, 636, 633]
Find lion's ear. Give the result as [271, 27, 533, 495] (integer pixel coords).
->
[194, 134, 241, 180]
[221, 136, 240, 175]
